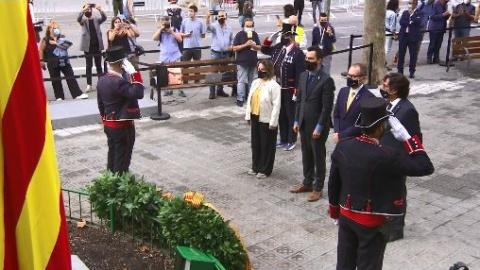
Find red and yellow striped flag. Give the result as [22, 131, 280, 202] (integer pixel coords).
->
[0, 1, 71, 269]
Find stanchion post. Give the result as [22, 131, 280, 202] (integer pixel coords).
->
[150, 65, 171, 121]
[440, 27, 454, 67]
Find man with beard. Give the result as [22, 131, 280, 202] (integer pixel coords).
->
[291, 46, 335, 202]
[206, 10, 234, 99]
[261, 22, 306, 151]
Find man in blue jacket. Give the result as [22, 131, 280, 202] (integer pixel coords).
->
[311, 12, 336, 75]
[426, 0, 450, 64]
[397, 0, 424, 78]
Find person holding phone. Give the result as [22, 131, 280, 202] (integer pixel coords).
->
[78, 3, 107, 93]
[451, 1, 475, 40]
[206, 9, 234, 99]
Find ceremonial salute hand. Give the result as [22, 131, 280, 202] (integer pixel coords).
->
[122, 59, 136, 75]
[267, 30, 282, 42]
[388, 116, 411, 141]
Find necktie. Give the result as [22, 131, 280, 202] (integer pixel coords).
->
[346, 90, 356, 110]
[306, 74, 315, 96]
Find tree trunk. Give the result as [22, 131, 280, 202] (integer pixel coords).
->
[363, 0, 386, 86]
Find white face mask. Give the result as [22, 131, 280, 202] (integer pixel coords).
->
[244, 27, 254, 32]
[407, 3, 413, 9]
[464, 0, 471, 4]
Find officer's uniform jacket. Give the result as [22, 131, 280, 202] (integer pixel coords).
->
[97, 70, 144, 121]
[328, 135, 434, 222]
[261, 39, 306, 93]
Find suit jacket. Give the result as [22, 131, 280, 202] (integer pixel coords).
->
[398, 9, 425, 42]
[295, 69, 335, 131]
[97, 72, 144, 120]
[333, 86, 375, 139]
[77, 10, 107, 52]
[328, 136, 434, 216]
[380, 98, 422, 155]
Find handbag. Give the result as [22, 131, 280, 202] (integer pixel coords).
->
[221, 71, 237, 82]
[128, 37, 145, 56]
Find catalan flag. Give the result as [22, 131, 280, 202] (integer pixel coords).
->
[0, 1, 71, 269]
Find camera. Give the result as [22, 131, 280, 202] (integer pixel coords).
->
[210, 10, 219, 16]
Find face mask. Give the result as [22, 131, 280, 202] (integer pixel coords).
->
[407, 4, 413, 9]
[305, 61, 318, 71]
[53, 28, 61, 36]
[380, 89, 390, 99]
[244, 27, 253, 32]
[85, 11, 92, 18]
[346, 77, 360, 88]
[218, 18, 226, 24]
[320, 22, 327, 28]
[258, 70, 267, 79]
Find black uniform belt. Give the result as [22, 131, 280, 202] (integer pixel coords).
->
[103, 120, 134, 128]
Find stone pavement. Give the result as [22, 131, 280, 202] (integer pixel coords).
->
[54, 58, 480, 269]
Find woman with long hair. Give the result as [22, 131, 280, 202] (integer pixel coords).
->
[39, 21, 87, 100]
[385, 0, 400, 70]
[245, 59, 281, 179]
[107, 16, 138, 64]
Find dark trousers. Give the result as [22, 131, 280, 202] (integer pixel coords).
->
[181, 49, 201, 61]
[209, 50, 229, 94]
[337, 215, 388, 270]
[397, 34, 419, 75]
[294, 0, 305, 25]
[300, 124, 329, 191]
[250, 115, 277, 176]
[279, 89, 297, 144]
[391, 183, 407, 235]
[104, 124, 136, 173]
[47, 63, 83, 100]
[112, 0, 123, 16]
[427, 31, 444, 62]
[85, 44, 103, 85]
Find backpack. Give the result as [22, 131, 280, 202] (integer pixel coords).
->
[167, 8, 182, 30]
[243, 1, 254, 18]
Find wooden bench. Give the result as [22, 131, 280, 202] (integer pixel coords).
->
[447, 36, 480, 75]
[148, 58, 237, 120]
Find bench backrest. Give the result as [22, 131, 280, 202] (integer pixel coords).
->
[163, 58, 237, 82]
[452, 36, 480, 57]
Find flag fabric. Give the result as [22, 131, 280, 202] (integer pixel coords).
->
[0, 1, 71, 269]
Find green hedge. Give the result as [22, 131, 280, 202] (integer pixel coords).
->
[88, 172, 246, 270]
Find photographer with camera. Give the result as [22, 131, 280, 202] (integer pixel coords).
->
[206, 9, 233, 99]
[153, 16, 184, 97]
[78, 3, 107, 93]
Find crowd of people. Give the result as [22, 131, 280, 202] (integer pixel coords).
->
[36, 0, 480, 268]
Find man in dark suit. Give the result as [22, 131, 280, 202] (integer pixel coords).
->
[397, 0, 424, 78]
[380, 73, 422, 242]
[328, 97, 434, 270]
[290, 46, 335, 202]
[332, 63, 375, 144]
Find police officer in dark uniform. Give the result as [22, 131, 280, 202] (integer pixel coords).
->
[328, 97, 434, 270]
[97, 46, 144, 173]
[261, 23, 306, 151]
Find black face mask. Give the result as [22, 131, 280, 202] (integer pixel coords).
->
[305, 61, 318, 71]
[85, 11, 92, 18]
[218, 18, 226, 24]
[320, 22, 327, 28]
[380, 89, 390, 99]
[258, 70, 267, 79]
[346, 77, 360, 88]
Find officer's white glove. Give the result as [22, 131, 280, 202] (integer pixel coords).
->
[122, 58, 136, 75]
[388, 116, 411, 141]
[267, 30, 282, 42]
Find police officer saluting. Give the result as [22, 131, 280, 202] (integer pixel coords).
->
[97, 46, 144, 173]
[328, 97, 434, 270]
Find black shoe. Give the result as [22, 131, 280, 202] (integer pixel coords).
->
[427, 59, 434, 64]
[209, 92, 216, 99]
[388, 232, 404, 242]
[386, 66, 392, 71]
[217, 91, 229, 97]
[409, 74, 415, 79]
[432, 59, 439, 64]
[236, 100, 243, 107]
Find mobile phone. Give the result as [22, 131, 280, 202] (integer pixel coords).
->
[276, 15, 280, 19]
[212, 10, 219, 15]
[89, 3, 95, 8]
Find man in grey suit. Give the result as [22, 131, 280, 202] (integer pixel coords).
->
[290, 46, 335, 202]
[379, 72, 422, 242]
[77, 3, 107, 93]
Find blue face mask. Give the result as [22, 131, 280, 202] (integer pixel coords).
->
[53, 28, 61, 36]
